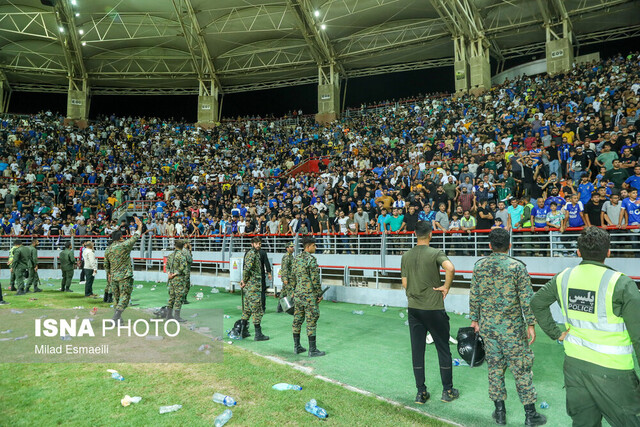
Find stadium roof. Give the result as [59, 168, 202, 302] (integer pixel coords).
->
[0, 0, 639, 96]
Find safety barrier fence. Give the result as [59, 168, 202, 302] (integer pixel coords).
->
[4, 225, 637, 258]
[4, 256, 638, 291]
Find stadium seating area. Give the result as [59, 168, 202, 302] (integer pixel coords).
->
[0, 52, 639, 242]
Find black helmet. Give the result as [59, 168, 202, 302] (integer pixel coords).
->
[456, 327, 485, 367]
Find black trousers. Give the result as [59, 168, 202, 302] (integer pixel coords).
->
[79, 260, 85, 282]
[261, 283, 267, 311]
[0, 282, 3, 301]
[83, 269, 95, 296]
[408, 308, 453, 393]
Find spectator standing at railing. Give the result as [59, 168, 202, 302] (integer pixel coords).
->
[470, 228, 547, 426]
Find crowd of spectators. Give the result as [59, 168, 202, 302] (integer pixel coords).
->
[0, 51, 639, 248]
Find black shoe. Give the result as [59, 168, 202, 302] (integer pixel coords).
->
[173, 309, 186, 323]
[415, 390, 430, 404]
[106, 293, 113, 302]
[33, 288, 42, 293]
[103, 292, 109, 302]
[0, 300, 9, 305]
[112, 309, 122, 323]
[183, 300, 190, 305]
[441, 388, 460, 403]
[308, 336, 325, 357]
[493, 400, 506, 425]
[25, 289, 31, 294]
[524, 404, 547, 426]
[254, 324, 270, 341]
[65, 289, 73, 292]
[60, 288, 66, 292]
[293, 333, 307, 354]
[15, 289, 25, 295]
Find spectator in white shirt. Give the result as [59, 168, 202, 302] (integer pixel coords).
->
[82, 242, 98, 297]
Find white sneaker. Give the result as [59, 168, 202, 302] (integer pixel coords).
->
[79, 281, 86, 285]
[426, 333, 434, 344]
[449, 336, 458, 345]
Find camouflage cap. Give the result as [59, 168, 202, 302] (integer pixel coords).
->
[287, 242, 295, 248]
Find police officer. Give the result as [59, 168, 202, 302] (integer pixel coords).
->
[7, 241, 19, 291]
[25, 239, 42, 293]
[59, 242, 75, 292]
[531, 226, 640, 426]
[11, 239, 29, 295]
[469, 228, 546, 426]
[181, 241, 193, 305]
[104, 216, 143, 323]
[166, 240, 188, 322]
[240, 237, 269, 341]
[277, 242, 295, 313]
[292, 237, 325, 357]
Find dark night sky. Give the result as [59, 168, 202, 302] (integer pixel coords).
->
[8, 36, 640, 122]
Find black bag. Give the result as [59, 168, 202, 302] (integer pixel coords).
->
[153, 306, 169, 318]
[228, 319, 250, 339]
[456, 327, 486, 367]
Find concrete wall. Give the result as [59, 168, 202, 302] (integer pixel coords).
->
[492, 52, 601, 85]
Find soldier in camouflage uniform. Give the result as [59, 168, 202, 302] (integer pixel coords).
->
[25, 239, 42, 293]
[277, 242, 295, 313]
[8, 241, 19, 291]
[166, 240, 188, 322]
[104, 217, 143, 323]
[292, 237, 325, 357]
[469, 228, 546, 426]
[181, 241, 193, 305]
[240, 236, 269, 341]
[11, 240, 29, 295]
[59, 242, 76, 292]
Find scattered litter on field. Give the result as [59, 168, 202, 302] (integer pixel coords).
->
[211, 288, 220, 294]
[0, 329, 12, 334]
[10, 309, 23, 314]
[273, 383, 302, 391]
[72, 306, 84, 310]
[37, 315, 47, 319]
[540, 402, 549, 409]
[223, 315, 231, 319]
[305, 399, 328, 419]
[150, 287, 156, 291]
[453, 358, 468, 366]
[90, 308, 98, 316]
[198, 344, 210, 352]
[145, 335, 164, 341]
[236, 306, 242, 310]
[214, 409, 232, 427]
[381, 305, 388, 313]
[399, 312, 405, 318]
[197, 327, 211, 333]
[28, 298, 38, 301]
[159, 404, 182, 414]
[14, 335, 28, 341]
[111, 372, 125, 381]
[61, 335, 72, 341]
[227, 341, 233, 345]
[121, 395, 142, 407]
[135, 285, 143, 289]
[190, 313, 198, 318]
[195, 292, 204, 300]
[404, 320, 409, 326]
[212, 393, 237, 406]
[352, 310, 364, 315]
[0, 338, 12, 342]
[107, 369, 118, 374]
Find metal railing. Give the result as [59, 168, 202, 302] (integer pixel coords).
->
[2, 226, 639, 258]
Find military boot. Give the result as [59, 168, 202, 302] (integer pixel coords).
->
[492, 400, 506, 425]
[103, 292, 109, 302]
[308, 336, 326, 357]
[173, 309, 186, 323]
[165, 308, 173, 320]
[293, 333, 306, 354]
[33, 286, 42, 293]
[254, 324, 270, 341]
[107, 293, 113, 303]
[112, 309, 123, 325]
[524, 404, 547, 426]
[16, 288, 25, 295]
[240, 319, 251, 338]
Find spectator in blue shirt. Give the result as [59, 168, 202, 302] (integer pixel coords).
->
[577, 175, 595, 205]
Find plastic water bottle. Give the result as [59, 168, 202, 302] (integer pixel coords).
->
[540, 402, 550, 409]
[212, 392, 237, 406]
[272, 383, 302, 391]
[159, 404, 182, 414]
[214, 409, 233, 427]
[381, 306, 388, 313]
[453, 358, 468, 367]
[399, 312, 405, 318]
[196, 292, 204, 300]
[352, 310, 364, 315]
[111, 372, 124, 381]
[135, 284, 143, 289]
[305, 399, 328, 419]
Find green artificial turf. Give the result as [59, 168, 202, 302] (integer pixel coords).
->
[3, 279, 633, 426]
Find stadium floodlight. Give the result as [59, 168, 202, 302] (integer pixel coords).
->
[81, 41, 86, 46]
[75, 12, 80, 17]
[320, 24, 326, 30]
[314, 10, 320, 17]
[78, 29, 84, 35]
[71, 0, 77, 5]
[58, 26, 64, 32]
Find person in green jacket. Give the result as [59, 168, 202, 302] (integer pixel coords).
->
[11, 240, 29, 295]
[58, 242, 75, 292]
[25, 239, 41, 293]
[531, 226, 640, 427]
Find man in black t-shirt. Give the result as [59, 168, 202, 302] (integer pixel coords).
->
[583, 192, 602, 227]
[476, 199, 494, 230]
[402, 205, 419, 232]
